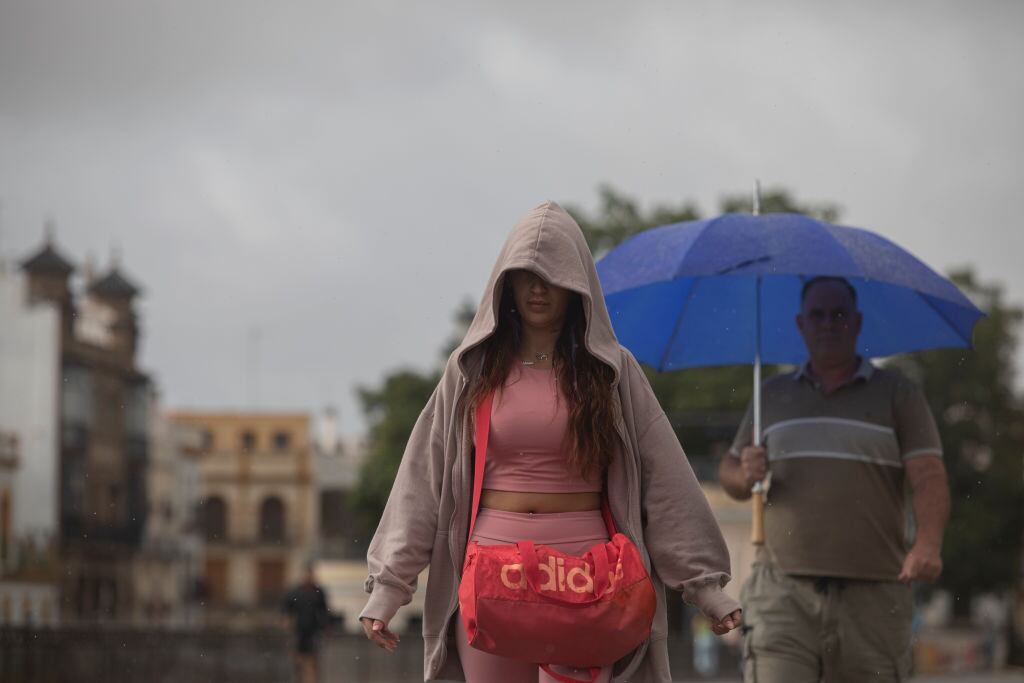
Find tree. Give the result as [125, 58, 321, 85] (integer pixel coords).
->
[350, 369, 440, 537]
[350, 304, 476, 536]
[440, 299, 477, 359]
[566, 184, 700, 257]
[566, 184, 840, 258]
[891, 270, 1024, 614]
[717, 188, 841, 223]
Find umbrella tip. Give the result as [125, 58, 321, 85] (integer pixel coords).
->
[752, 179, 762, 216]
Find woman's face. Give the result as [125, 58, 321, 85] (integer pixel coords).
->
[508, 269, 572, 333]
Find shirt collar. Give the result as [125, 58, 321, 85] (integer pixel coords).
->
[795, 356, 875, 388]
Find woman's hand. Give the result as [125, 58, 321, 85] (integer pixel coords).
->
[360, 617, 400, 652]
[710, 609, 743, 635]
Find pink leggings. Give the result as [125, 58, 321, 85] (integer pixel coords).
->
[455, 508, 614, 683]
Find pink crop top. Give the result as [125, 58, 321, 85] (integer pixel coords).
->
[482, 365, 602, 493]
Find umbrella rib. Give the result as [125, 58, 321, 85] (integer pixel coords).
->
[917, 291, 976, 348]
[671, 215, 722, 281]
[715, 255, 771, 275]
[658, 279, 701, 371]
[821, 223, 867, 278]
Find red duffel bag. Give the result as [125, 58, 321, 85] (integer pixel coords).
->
[458, 392, 657, 682]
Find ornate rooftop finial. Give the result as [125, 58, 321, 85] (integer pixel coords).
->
[20, 220, 74, 276]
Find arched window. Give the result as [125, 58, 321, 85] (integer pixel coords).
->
[319, 489, 348, 539]
[272, 431, 291, 452]
[200, 428, 214, 452]
[259, 496, 285, 543]
[240, 430, 257, 453]
[200, 497, 227, 542]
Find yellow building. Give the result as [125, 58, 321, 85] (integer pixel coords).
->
[169, 411, 316, 626]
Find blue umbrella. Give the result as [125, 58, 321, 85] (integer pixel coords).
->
[597, 212, 983, 371]
[596, 211, 985, 542]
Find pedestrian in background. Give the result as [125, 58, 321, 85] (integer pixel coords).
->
[281, 562, 331, 683]
[720, 276, 951, 682]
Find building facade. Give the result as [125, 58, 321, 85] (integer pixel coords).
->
[132, 409, 204, 627]
[169, 411, 316, 626]
[59, 255, 151, 623]
[0, 233, 153, 624]
[313, 407, 368, 561]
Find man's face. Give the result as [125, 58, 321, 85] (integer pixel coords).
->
[796, 280, 862, 365]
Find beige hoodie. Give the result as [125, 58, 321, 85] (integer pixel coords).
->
[361, 201, 740, 682]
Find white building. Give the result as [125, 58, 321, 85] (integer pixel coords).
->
[312, 407, 368, 560]
[0, 253, 64, 626]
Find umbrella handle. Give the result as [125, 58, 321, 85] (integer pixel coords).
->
[750, 481, 765, 545]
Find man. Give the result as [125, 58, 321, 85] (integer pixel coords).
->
[281, 563, 331, 683]
[719, 276, 950, 682]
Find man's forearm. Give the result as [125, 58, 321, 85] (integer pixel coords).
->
[718, 456, 753, 501]
[908, 459, 950, 550]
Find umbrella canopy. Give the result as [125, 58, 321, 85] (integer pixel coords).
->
[597, 213, 984, 371]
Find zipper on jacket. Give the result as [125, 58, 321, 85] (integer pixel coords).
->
[612, 412, 655, 680]
[612, 414, 640, 544]
[436, 376, 467, 677]
[447, 376, 469, 572]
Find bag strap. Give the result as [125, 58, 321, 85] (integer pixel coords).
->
[539, 665, 602, 682]
[600, 496, 617, 536]
[467, 391, 494, 541]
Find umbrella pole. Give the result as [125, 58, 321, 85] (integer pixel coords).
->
[750, 192, 766, 545]
[751, 356, 765, 544]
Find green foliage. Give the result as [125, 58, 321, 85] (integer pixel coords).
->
[565, 184, 700, 257]
[350, 369, 440, 536]
[645, 365, 756, 460]
[565, 184, 841, 259]
[718, 188, 841, 223]
[892, 270, 1024, 608]
[350, 302, 477, 535]
[440, 299, 476, 360]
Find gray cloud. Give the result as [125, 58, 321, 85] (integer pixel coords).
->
[2, 1, 1022, 433]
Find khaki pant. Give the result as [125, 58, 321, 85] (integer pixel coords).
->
[740, 562, 912, 683]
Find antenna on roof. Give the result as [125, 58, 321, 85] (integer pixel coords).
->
[245, 326, 262, 409]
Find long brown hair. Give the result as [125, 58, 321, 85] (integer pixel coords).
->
[467, 277, 618, 479]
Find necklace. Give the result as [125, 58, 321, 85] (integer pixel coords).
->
[521, 351, 551, 366]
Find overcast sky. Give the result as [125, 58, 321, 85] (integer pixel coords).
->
[1, 1, 1022, 436]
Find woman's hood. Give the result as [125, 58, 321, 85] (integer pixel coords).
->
[453, 200, 621, 384]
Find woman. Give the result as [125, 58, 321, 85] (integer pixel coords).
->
[360, 201, 742, 682]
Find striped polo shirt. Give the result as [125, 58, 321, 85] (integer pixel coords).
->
[729, 358, 942, 580]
